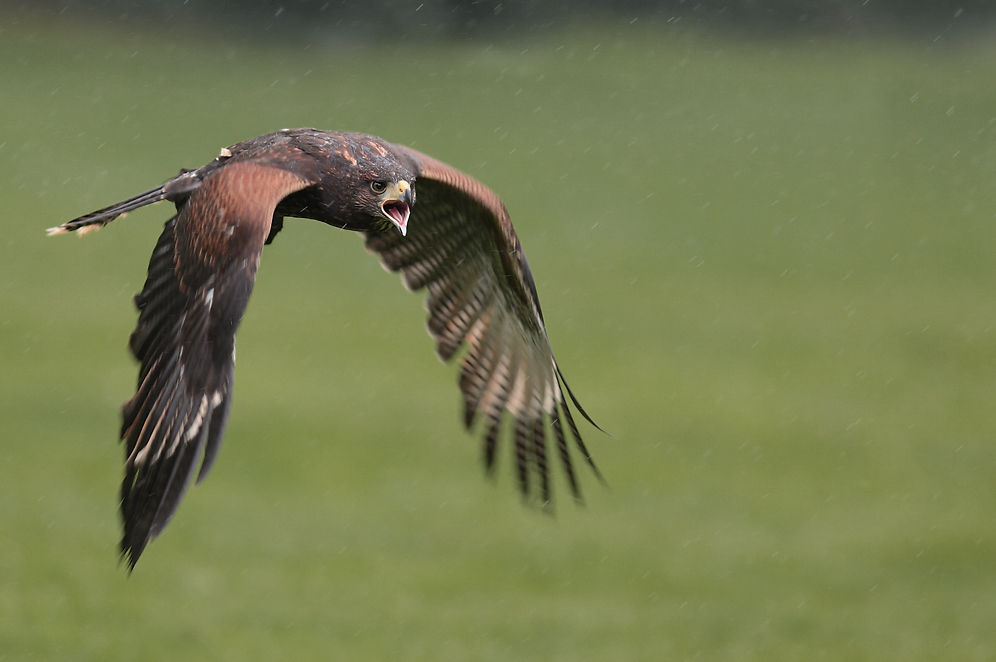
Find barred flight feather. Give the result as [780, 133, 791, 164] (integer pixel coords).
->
[459, 317, 502, 426]
[483, 418, 502, 473]
[514, 417, 531, 496]
[550, 409, 579, 497]
[428, 279, 490, 360]
[532, 417, 549, 504]
[474, 327, 514, 426]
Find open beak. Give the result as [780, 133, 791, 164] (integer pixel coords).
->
[380, 180, 414, 236]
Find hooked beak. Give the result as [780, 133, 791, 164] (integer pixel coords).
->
[380, 180, 414, 236]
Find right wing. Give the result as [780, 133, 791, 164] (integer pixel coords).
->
[366, 145, 603, 506]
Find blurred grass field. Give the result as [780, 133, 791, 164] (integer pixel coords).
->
[2, 13, 996, 660]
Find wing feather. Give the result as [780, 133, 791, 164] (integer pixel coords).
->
[367, 149, 600, 503]
[532, 416, 549, 504]
[116, 160, 317, 567]
[459, 312, 502, 427]
[550, 408, 579, 498]
[513, 417, 532, 496]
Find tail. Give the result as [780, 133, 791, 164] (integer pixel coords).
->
[47, 184, 166, 236]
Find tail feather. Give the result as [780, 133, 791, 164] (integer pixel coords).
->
[47, 184, 166, 236]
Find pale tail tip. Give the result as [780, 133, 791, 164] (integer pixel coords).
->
[76, 224, 103, 236]
[47, 222, 104, 237]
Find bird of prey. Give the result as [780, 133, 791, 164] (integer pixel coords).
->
[50, 128, 601, 568]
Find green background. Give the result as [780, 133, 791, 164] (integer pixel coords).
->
[2, 13, 995, 660]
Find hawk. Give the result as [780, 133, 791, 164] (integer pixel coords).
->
[50, 129, 601, 568]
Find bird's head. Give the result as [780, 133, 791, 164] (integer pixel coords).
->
[330, 134, 417, 236]
[368, 178, 415, 236]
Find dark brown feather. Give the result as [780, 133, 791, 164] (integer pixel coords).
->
[50, 128, 601, 567]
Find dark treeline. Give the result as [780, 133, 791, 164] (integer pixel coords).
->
[5, 0, 994, 41]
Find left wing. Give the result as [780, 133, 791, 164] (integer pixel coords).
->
[366, 146, 602, 505]
[65, 158, 320, 567]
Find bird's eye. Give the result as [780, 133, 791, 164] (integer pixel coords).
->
[370, 181, 387, 194]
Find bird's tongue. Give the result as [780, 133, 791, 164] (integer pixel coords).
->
[383, 200, 410, 235]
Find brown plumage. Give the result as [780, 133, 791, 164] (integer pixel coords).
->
[50, 128, 602, 568]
